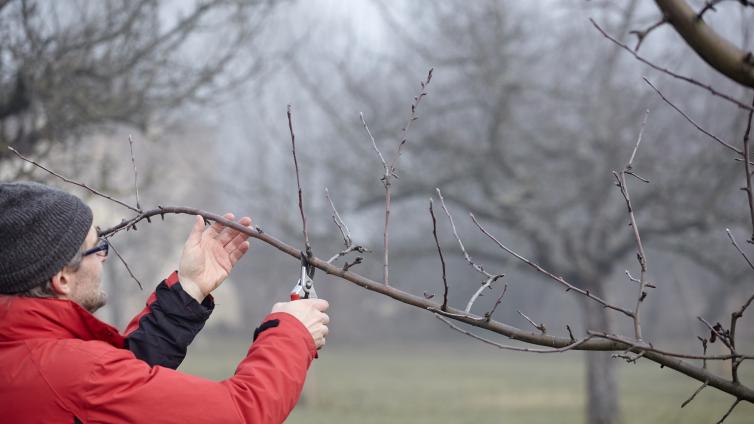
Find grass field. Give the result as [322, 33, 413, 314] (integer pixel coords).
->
[180, 340, 753, 424]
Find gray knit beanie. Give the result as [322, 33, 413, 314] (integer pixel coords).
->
[0, 182, 93, 294]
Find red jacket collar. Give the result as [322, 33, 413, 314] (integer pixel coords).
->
[0, 296, 124, 348]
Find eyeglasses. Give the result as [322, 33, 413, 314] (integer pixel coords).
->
[83, 239, 109, 257]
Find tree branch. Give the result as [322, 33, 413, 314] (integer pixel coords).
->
[714, 398, 741, 424]
[614, 109, 651, 340]
[105, 238, 143, 290]
[72, 204, 751, 404]
[8, 146, 140, 212]
[429, 198, 449, 311]
[469, 213, 635, 318]
[742, 95, 754, 241]
[590, 18, 754, 111]
[127, 135, 141, 210]
[287, 105, 311, 257]
[681, 380, 708, 408]
[654, 0, 754, 88]
[643, 77, 742, 155]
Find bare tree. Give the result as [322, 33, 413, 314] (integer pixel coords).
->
[0, 0, 276, 177]
[5, 0, 754, 423]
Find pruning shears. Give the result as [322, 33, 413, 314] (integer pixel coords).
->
[290, 252, 316, 300]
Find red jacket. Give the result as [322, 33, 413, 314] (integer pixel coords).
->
[0, 289, 316, 423]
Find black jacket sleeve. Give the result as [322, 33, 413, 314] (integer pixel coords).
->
[123, 271, 214, 369]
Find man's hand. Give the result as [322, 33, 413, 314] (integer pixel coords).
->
[272, 299, 330, 349]
[179, 213, 252, 303]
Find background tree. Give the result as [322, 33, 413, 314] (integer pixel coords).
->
[0, 0, 289, 330]
[286, 1, 754, 423]
[0, 0, 277, 178]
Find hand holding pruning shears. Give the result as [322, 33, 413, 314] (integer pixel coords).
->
[274, 251, 328, 350]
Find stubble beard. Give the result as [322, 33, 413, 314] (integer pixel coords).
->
[72, 269, 108, 313]
[81, 289, 107, 313]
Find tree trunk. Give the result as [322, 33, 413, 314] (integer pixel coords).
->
[583, 288, 621, 424]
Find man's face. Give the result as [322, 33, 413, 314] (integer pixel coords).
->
[66, 226, 107, 313]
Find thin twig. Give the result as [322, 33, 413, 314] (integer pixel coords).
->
[590, 19, 754, 112]
[733, 293, 754, 324]
[8, 146, 140, 212]
[325, 187, 352, 247]
[697, 0, 724, 20]
[588, 331, 751, 361]
[465, 275, 504, 314]
[362, 110, 390, 285]
[629, 18, 668, 51]
[430, 307, 484, 321]
[567, 325, 576, 343]
[287, 105, 311, 257]
[436, 188, 494, 278]
[681, 381, 708, 408]
[429, 198, 449, 311]
[360, 112, 387, 169]
[436, 314, 592, 353]
[625, 270, 656, 288]
[341, 256, 363, 272]
[698, 317, 735, 353]
[470, 213, 635, 317]
[614, 110, 651, 340]
[714, 398, 741, 424]
[484, 283, 508, 321]
[128, 135, 141, 210]
[698, 336, 709, 369]
[389, 68, 433, 169]
[628, 109, 650, 168]
[625, 171, 650, 183]
[612, 348, 647, 364]
[697, 0, 754, 21]
[742, 95, 754, 241]
[730, 291, 754, 384]
[725, 229, 754, 271]
[518, 310, 546, 334]
[643, 77, 742, 155]
[105, 238, 143, 290]
[326, 245, 367, 265]
[376, 68, 433, 286]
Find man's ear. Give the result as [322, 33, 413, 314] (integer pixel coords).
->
[49, 270, 73, 298]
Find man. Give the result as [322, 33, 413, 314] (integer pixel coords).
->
[0, 181, 330, 423]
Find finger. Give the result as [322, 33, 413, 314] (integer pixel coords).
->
[303, 298, 329, 311]
[217, 214, 251, 247]
[216, 227, 236, 245]
[216, 214, 245, 246]
[206, 213, 234, 239]
[228, 241, 250, 265]
[322, 325, 329, 338]
[320, 312, 330, 325]
[185, 215, 205, 246]
[224, 233, 249, 253]
[224, 220, 252, 252]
